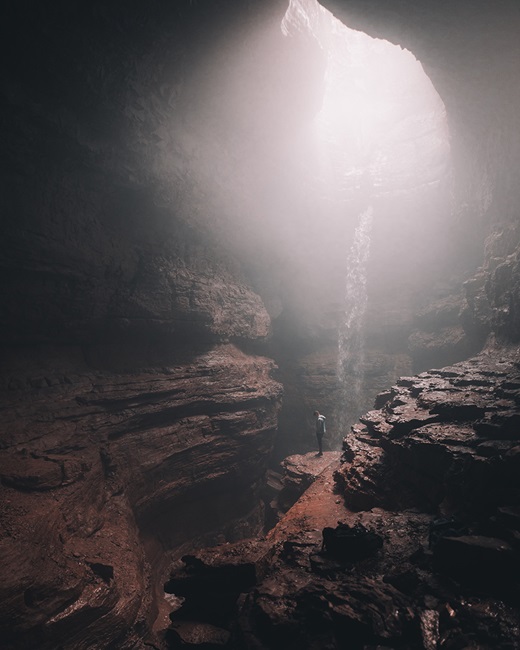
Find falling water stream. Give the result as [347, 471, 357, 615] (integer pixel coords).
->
[282, 0, 450, 448]
[336, 204, 373, 435]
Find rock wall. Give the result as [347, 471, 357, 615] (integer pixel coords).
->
[0, 134, 283, 647]
[1, 2, 288, 646]
[0, 343, 282, 648]
[268, 0, 520, 450]
[152, 2, 520, 647]
[322, 0, 520, 345]
[338, 345, 520, 515]
[154, 348, 520, 649]
[3, 0, 520, 646]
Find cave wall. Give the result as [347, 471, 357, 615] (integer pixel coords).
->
[1, 1, 289, 646]
[322, 0, 520, 343]
[2, 0, 520, 646]
[0, 343, 281, 648]
[272, 0, 520, 452]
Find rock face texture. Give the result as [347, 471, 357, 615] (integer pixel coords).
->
[0, 344, 282, 648]
[3, 0, 520, 647]
[162, 350, 520, 649]
[338, 346, 520, 516]
[264, 348, 520, 649]
[2, 2, 289, 647]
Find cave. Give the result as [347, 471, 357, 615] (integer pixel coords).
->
[1, 0, 520, 648]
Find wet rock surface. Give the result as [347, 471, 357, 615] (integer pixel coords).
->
[3, 0, 520, 647]
[275, 452, 342, 513]
[263, 452, 342, 532]
[337, 347, 520, 516]
[0, 344, 282, 649]
[164, 539, 273, 631]
[160, 349, 520, 649]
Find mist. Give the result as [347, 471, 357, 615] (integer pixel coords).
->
[148, 0, 453, 445]
[3, 0, 520, 647]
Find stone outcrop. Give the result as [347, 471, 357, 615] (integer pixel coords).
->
[1, 143, 271, 347]
[2, 4, 292, 647]
[159, 348, 520, 649]
[267, 451, 342, 519]
[237, 499, 520, 649]
[337, 346, 520, 516]
[0, 344, 282, 649]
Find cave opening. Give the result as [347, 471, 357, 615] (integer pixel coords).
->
[272, 0, 452, 456]
[3, 0, 520, 648]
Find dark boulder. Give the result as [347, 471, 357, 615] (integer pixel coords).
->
[321, 522, 383, 562]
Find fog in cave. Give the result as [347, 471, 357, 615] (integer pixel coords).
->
[173, 0, 453, 446]
[1, 0, 520, 648]
[281, 0, 451, 439]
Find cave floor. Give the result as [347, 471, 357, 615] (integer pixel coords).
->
[155, 441, 520, 649]
[267, 451, 348, 546]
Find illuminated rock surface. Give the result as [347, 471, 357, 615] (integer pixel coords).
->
[2, 0, 520, 647]
[167, 350, 520, 648]
[0, 345, 282, 648]
[338, 347, 520, 515]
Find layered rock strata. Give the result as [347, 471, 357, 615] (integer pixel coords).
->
[338, 346, 520, 516]
[0, 344, 282, 649]
[161, 349, 520, 649]
[3, 0, 520, 648]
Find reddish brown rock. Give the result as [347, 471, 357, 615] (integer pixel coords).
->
[280, 452, 342, 494]
[0, 344, 282, 649]
[3, 0, 520, 648]
[336, 348, 520, 515]
[275, 451, 342, 513]
[167, 620, 230, 648]
[209, 454, 520, 650]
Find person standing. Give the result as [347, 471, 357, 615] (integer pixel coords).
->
[314, 410, 326, 456]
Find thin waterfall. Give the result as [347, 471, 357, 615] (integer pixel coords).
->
[281, 0, 449, 449]
[336, 205, 373, 436]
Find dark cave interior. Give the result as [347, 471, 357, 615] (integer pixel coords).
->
[1, 0, 520, 648]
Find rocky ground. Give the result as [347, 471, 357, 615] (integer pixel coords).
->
[159, 346, 520, 650]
